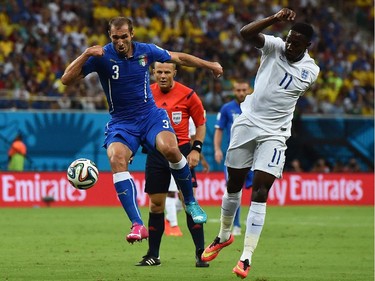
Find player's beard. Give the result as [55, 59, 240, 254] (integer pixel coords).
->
[236, 95, 246, 103]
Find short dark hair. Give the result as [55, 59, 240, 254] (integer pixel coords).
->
[108, 17, 133, 33]
[291, 22, 314, 41]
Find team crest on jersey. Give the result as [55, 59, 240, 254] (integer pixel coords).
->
[172, 111, 182, 125]
[138, 55, 148, 67]
[301, 69, 309, 79]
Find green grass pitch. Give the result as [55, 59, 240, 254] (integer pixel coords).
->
[0, 206, 373, 281]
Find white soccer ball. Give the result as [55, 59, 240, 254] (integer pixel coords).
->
[67, 158, 99, 190]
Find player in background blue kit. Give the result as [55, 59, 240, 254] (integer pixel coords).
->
[61, 17, 223, 244]
[214, 80, 254, 236]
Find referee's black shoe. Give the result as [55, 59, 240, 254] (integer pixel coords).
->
[195, 249, 209, 267]
[136, 254, 161, 266]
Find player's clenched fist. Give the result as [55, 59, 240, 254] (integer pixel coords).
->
[84, 45, 104, 57]
[274, 8, 296, 21]
[211, 62, 223, 78]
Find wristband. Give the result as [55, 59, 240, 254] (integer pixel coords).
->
[191, 140, 203, 153]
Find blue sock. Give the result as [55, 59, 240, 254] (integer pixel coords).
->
[114, 172, 143, 225]
[169, 157, 194, 204]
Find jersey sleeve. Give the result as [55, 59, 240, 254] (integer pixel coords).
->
[149, 44, 172, 63]
[215, 104, 227, 130]
[261, 35, 284, 56]
[82, 56, 98, 77]
[188, 91, 206, 128]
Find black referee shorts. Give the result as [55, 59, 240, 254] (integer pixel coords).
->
[145, 142, 197, 194]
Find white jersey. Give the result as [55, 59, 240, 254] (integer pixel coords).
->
[188, 117, 196, 137]
[241, 34, 320, 137]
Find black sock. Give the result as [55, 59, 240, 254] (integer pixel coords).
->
[148, 212, 164, 258]
[186, 212, 204, 254]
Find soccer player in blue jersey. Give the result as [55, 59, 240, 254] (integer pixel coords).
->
[61, 17, 223, 244]
[214, 80, 254, 236]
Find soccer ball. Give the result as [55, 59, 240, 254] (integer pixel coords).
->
[67, 158, 99, 190]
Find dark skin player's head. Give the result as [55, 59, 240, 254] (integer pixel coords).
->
[284, 22, 313, 62]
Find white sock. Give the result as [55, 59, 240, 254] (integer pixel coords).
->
[175, 198, 183, 213]
[240, 201, 266, 264]
[168, 156, 186, 169]
[218, 190, 242, 242]
[165, 197, 178, 227]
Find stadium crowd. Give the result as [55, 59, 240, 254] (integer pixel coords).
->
[0, 0, 373, 115]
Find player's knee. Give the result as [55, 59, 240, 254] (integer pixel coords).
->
[227, 180, 243, 193]
[108, 154, 128, 172]
[227, 167, 249, 192]
[150, 200, 165, 213]
[251, 186, 269, 202]
[251, 170, 275, 201]
[159, 145, 180, 162]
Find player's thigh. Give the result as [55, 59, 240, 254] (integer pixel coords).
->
[143, 107, 175, 152]
[253, 138, 287, 179]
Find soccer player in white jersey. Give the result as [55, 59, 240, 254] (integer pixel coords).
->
[201, 8, 320, 279]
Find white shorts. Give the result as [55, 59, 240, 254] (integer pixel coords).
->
[168, 176, 178, 192]
[225, 114, 287, 178]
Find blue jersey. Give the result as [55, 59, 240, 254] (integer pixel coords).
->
[215, 100, 241, 144]
[82, 42, 171, 120]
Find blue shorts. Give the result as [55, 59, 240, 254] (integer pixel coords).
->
[103, 106, 175, 155]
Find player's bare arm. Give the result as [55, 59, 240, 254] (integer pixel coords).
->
[240, 8, 296, 48]
[214, 129, 224, 164]
[169, 51, 223, 78]
[61, 45, 104, 85]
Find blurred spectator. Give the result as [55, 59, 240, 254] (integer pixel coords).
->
[289, 159, 304, 172]
[0, 1, 372, 114]
[332, 160, 346, 172]
[311, 158, 330, 173]
[57, 92, 72, 110]
[8, 133, 27, 171]
[203, 80, 225, 112]
[344, 158, 361, 172]
[13, 84, 30, 109]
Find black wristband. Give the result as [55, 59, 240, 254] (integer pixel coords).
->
[191, 140, 203, 153]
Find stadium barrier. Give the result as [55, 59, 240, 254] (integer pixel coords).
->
[0, 111, 373, 172]
[1, 172, 373, 207]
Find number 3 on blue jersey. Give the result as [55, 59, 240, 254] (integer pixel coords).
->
[162, 119, 170, 128]
[112, 65, 119, 79]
